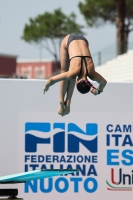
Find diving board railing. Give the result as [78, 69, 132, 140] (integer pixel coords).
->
[0, 169, 78, 200]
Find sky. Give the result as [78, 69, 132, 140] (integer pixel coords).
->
[0, 0, 133, 61]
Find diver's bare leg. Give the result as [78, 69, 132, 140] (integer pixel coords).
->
[58, 36, 70, 116]
[63, 78, 76, 115]
[58, 78, 68, 116]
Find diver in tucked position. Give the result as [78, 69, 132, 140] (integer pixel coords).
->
[44, 34, 107, 116]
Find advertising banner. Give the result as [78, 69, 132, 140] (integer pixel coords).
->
[18, 112, 133, 200]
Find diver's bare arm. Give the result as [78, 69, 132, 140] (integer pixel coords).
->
[90, 71, 107, 92]
[94, 72, 107, 91]
[44, 71, 73, 93]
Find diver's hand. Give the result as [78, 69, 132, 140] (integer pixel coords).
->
[43, 84, 49, 94]
[91, 88, 98, 95]
[43, 78, 54, 94]
[90, 86, 102, 96]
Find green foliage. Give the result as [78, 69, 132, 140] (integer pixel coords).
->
[78, 0, 116, 27]
[78, 0, 133, 54]
[78, 0, 133, 27]
[126, 0, 133, 20]
[21, 8, 84, 61]
[22, 8, 84, 43]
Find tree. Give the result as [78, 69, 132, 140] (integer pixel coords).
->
[21, 8, 84, 63]
[78, 0, 133, 55]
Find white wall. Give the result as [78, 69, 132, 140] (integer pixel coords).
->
[0, 79, 133, 200]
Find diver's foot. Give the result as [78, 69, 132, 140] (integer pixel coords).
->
[58, 102, 65, 116]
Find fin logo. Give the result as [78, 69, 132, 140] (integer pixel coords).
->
[25, 123, 98, 153]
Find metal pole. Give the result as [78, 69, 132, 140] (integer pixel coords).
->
[98, 51, 101, 66]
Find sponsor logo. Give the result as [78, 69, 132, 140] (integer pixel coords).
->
[106, 124, 133, 191]
[106, 168, 132, 191]
[25, 122, 98, 153]
[24, 122, 98, 193]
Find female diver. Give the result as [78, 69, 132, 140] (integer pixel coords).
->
[43, 34, 107, 116]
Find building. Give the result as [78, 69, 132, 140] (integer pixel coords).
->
[17, 59, 60, 79]
[0, 54, 17, 78]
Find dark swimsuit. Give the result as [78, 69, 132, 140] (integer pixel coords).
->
[66, 35, 92, 76]
[66, 35, 89, 50]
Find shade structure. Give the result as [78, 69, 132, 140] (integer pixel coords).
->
[0, 169, 78, 184]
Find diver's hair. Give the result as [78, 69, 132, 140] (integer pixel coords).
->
[76, 80, 92, 94]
